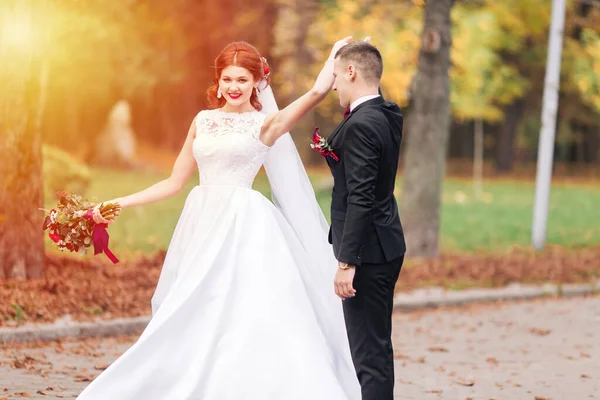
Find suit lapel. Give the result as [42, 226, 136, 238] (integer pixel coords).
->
[328, 114, 353, 146]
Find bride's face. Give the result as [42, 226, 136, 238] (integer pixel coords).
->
[219, 66, 256, 108]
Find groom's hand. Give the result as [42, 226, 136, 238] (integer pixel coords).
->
[334, 262, 356, 299]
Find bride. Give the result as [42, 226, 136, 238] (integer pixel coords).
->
[77, 37, 362, 399]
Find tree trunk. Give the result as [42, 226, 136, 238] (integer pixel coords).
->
[273, 0, 319, 160]
[495, 98, 525, 172]
[473, 119, 484, 201]
[0, 1, 46, 279]
[400, 0, 452, 258]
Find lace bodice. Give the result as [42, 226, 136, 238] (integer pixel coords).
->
[193, 109, 269, 188]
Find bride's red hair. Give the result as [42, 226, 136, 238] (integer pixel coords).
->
[206, 41, 271, 111]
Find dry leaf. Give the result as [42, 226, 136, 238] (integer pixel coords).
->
[529, 328, 551, 336]
[427, 346, 449, 352]
[74, 374, 93, 382]
[454, 376, 475, 386]
[486, 357, 499, 365]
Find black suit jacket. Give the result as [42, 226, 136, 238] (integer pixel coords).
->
[326, 96, 406, 266]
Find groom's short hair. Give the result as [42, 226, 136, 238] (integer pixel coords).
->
[334, 41, 383, 86]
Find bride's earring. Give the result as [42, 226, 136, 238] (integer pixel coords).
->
[217, 88, 222, 99]
[254, 87, 259, 96]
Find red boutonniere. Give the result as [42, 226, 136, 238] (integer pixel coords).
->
[310, 128, 339, 161]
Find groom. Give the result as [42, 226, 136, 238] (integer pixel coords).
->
[325, 41, 406, 400]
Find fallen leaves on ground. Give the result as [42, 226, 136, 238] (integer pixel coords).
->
[0, 335, 136, 398]
[0, 246, 599, 326]
[0, 252, 164, 327]
[396, 245, 600, 292]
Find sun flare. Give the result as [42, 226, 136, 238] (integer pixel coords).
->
[0, 8, 36, 53]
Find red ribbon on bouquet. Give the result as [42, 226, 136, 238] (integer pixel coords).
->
[83, 209, 120, 264]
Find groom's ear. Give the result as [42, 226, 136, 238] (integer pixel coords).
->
[347, 64, 357, 81]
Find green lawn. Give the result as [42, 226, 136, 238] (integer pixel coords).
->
[45, 167, 600, 256]
[438, 179, 599, 251]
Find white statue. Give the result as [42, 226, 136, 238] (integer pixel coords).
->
[94, 100, 137, 167]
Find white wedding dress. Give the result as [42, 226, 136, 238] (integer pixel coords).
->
[76, 109, 361, 400]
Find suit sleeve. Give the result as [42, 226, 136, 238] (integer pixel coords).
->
[337, 121, 381, 267]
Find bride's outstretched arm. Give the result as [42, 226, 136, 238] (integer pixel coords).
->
[92, 120, 198, 223]
[259, 36, 352, 146]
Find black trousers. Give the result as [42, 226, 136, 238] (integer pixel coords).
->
[342, 255, 404, 400]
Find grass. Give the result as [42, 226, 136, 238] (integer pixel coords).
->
[44, 167, 600, 256]
[438, 179, 600, 252]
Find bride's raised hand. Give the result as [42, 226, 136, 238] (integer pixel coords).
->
[328, 36, 353, 60]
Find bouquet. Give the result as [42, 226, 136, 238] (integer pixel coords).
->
[42, 191, 121, 263]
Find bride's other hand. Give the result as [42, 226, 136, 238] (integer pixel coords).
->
[92, 200, 119, 224]
[92, 205, 109, 224]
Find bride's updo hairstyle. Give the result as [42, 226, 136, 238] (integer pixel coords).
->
[206, 41, 272, 111]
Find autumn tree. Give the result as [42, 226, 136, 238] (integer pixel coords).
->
[0, 0, 186, 279]
[400, 0, 453, 258]
[0, 1, 46, 279]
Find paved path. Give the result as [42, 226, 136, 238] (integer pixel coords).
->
[391, 296, 599, 399]
[1, 297, 598, 399]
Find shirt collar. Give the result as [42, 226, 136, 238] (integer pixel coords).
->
[350, 94, 380, 112]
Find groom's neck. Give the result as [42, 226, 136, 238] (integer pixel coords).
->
[348, 84, 380, 105]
